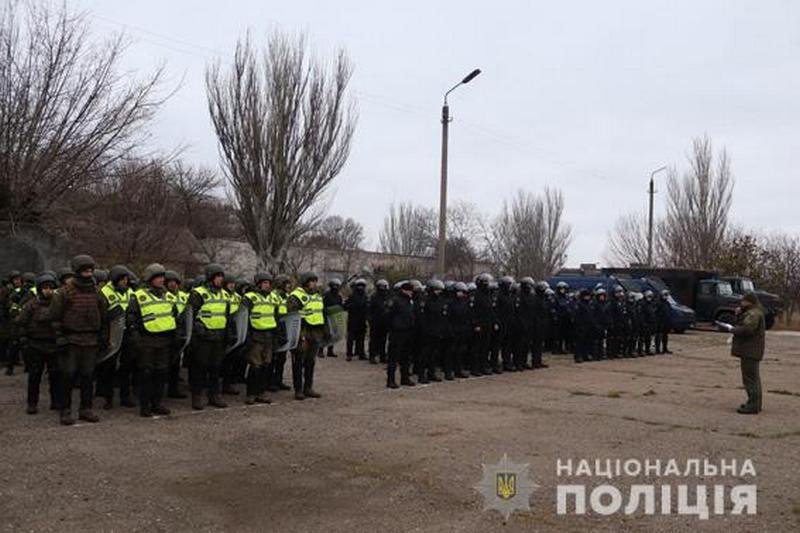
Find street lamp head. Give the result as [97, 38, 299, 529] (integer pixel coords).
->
[462, 69, 481, 84]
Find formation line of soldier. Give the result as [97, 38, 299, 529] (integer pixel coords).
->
[0, 260, 675, 424]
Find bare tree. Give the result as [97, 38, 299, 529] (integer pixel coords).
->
[761, 234, 800, 321]
[0, 1, 166, 228]
[605, 212, 653, 267]
[378, 202, 437, 256]
[206, 32, 357, 270]
[303, 215, 364, 250]
[660, 136, 734, 269]
[486, 188, 572, 279]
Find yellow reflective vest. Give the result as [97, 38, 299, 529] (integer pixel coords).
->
[171, 289, 188, 315]
[192, 286, 228, 330]
[271, 291, 288, 315]
[290, 287, 324, 326]
[244, 291, 277, 330]
[134, 288, 177, 333]
[101, 283, 133, 312]
[223, 289, 241, 315]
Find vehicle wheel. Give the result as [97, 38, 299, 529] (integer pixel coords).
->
[716, 312, 736, 327]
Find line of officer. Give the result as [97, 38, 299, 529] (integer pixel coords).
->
[286, 271, 324, 400]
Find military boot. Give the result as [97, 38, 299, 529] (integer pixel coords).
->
[78, 409, 100, 423]
[303, 388, 321, 398]
[208, 395, 228, 408]
[191, 394, 205, 410]
[60, 409, 75, 426]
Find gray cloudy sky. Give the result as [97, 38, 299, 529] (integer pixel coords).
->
[77, 0, 800, 264]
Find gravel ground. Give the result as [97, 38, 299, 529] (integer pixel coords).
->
[0, 330, 798, 532]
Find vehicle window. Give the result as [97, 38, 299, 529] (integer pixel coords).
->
[717, 282, 733, 296]
[700, 283, 712, 295]
[741, 279, 754, 292]
[618, 279, 641, 291]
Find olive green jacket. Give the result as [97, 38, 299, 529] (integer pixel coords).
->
[731, 305, 766, 361]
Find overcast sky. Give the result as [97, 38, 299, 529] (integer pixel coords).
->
[76, 0, 800, 265]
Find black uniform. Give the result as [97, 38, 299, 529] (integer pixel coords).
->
[418, 291, 446, 383]
[574, 298, 597, 363]
[639, 298, 656, 355]
[344, 287, 368, 360]
[496, 286, 515, 371]
[654, 296, 672, 354]
[367, 288, 389, 363]
[513, 288, 535, 370]
[386, 291, 415, 387]
[471, 287, 496, 375]
[447, 294, 471, 378]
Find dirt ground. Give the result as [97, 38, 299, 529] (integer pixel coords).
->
[0, 330, 798, 532]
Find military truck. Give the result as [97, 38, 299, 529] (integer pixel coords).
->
[602, 268, 782, 329]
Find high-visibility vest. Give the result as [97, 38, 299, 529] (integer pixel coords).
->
[192, 286, 228, 330]
[271, 291, 288, 315]
[101, 283, 133, 312]
[171, 289, 188, 315]
[223, 289, 241, 315]
[134, 288, 177, 333]
[290, 287, 324, 326]
[244, 291, 277, 330]
[9, 287, 22, 314]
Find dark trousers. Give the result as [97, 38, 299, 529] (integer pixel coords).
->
[25, 346, 61, 408]
[444, 336, 465, 375]
[189, 339, 226, 397]
[513, 334, 530, 369]
[368, 323, 387, 362]
[575, 335, 593, 362]
[387, 329, 412, 383]
[473, 330, 491, 372]
[136, 340, 171, 409]
[292, 332, 320, 393]
[557, 322, 571, 353]
[271, 351, 288, 388]
[654, 326, 669, 353]
[168, 349, 182, 395]
[419, 337, 441, 378]
[740, 358, 762, 411]
[95, 354, 117, 402]
[531, 332, 544, 367]
[117, 342, 136, 403]
[59, 344, 98, 411]
[347, 320, 367, 357]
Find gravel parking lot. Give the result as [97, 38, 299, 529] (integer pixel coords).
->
[1, 330, 798, 532]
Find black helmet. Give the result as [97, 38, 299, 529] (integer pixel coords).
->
[375, 279, 389, 290]
[165, 270, 182, 284]
[223, 274, 238, 286]
[427, 279, 445, 291]
[520, 276, 535, 288]
[535, 281, 549, 293]
[204, 263, 224, 280]
[475, 273, 493, 288]
[143, 263, 166, 283]
[7, 270, 21, 281]
[454, 281, 468, 293]
[109, 265, 130, 284]
[254, 272, 273, 284]
[352, 278, 367, 288]
[70, 255, 95, 274]
[498, 275, 514, 288]
[22, 271, 36, 284]
[274, 274, 291, 288]
[93, 269, 108, 283]
[194, 274, 206, 286]
[299, 271, 318, 286]
[328, 278, 342, 289]
[35, 273, 57, 290]
[580, 288, 592, 298]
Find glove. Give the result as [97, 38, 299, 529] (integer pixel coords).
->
[715, 321, 734, 333]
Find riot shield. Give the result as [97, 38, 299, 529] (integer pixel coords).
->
[319, 306, 348, 348]
[225, 306, 249, 355]
[98, 314, 126, 363]
[274, 312, 301, 353]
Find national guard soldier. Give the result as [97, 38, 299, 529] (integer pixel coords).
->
[419, 279, 446, 383]
[241, 272, 277, 405]
[0, 271, 24, 375]
[627, 292, 643, 356]
[165, 270, 189, 398]
[513, 277, 536, 371]
[344, 278, 369, 361]
[447, 282, 471, 378]
[287, 272, 324, 400]
[472, 273, 497, 375]
[496, 276, 516, 372]
[654, 290, 673, 354]
[607, 286, 628, 359]
[221, 275, 243, 395]
[187, 263, 230, 410]
[46, 255, 109, 425]
[57, 267, 74, 287]
[386, 280, 415, 388]
[13, 273, 62, 415]
[554, 281, 572, 354]
[268, 274, 292, 392]
[532, 281, 550, 369]
[127, 264, 178, 417]
[367, 279, 390, 364]
[97, 265, 136, 409]
[322, 278, 343, 358]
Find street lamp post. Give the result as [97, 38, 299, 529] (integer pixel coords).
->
[437, 68, 481, 277]
[647, 165, 667, 266]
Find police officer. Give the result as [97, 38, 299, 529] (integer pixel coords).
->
[386, 281, 415, 388]
[322, 278, 343, 358]
[532, 281, 550, 369]
[554, 281, 572, 354]
[607, 286, 628, 359]
[268, 275, 292, 392]
[46, 255, 108, 425]
[2, 271, 25, 375]
[287, 272, 324, 400]
[241, 272, 277, 404]
[496, 276, 516, 372]
[627, 293, 643, 356]
[654, 290, 673, 354]
[367, 279, 390, 364]
[419, 279, 446, 383]
[472, 273, 496, 375]
[221, 275, 244, 395]
[447, 282, 471, 378]
[639, 290, 656, 355]
[574, 288, 597, 364]
[514, 277, 536, 371]
[127, 264, 178, 417]
[345, 278, 369, 361]
[187, 263, 230, 410]
[97, 265, 135, 409]
[592, 288, 610, 361]
[13, 273, 62, 414]
[165, 270, 189, 399]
